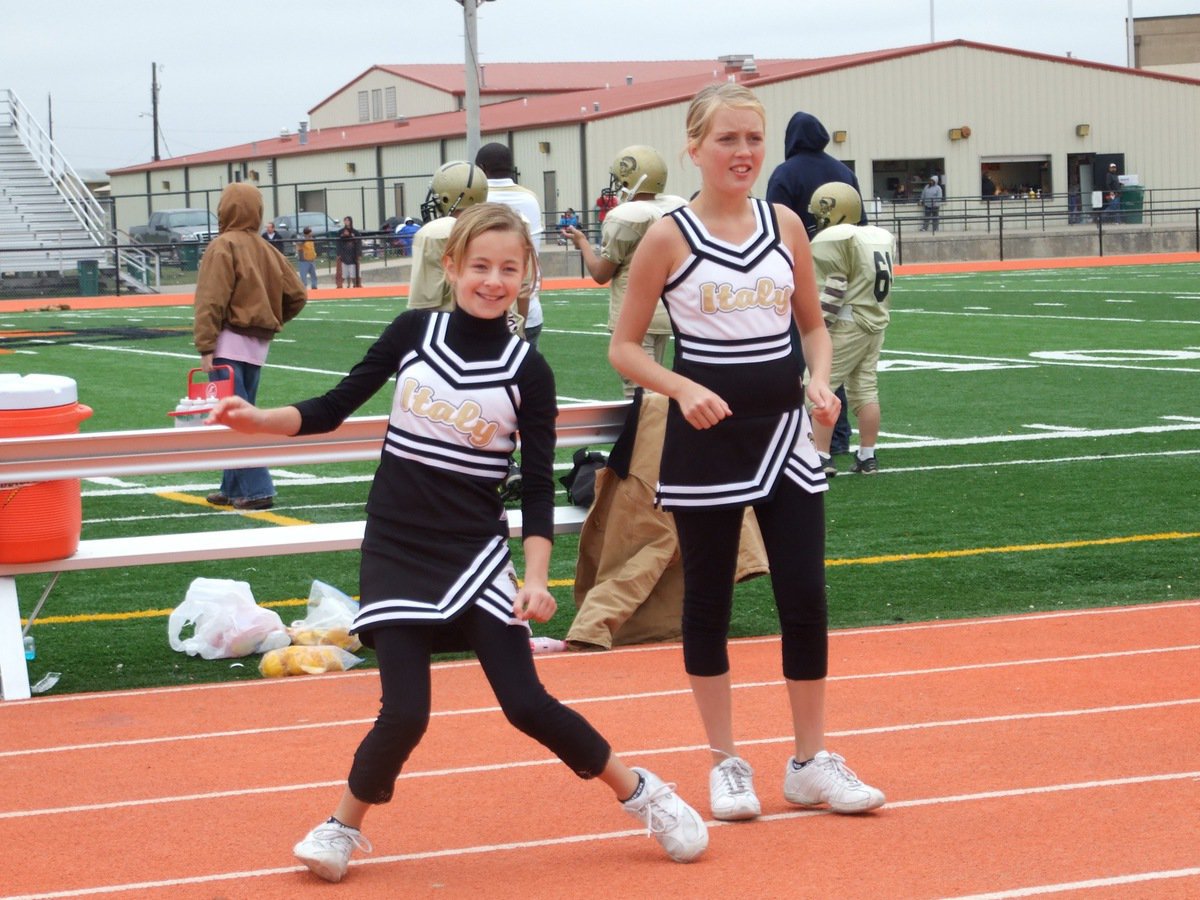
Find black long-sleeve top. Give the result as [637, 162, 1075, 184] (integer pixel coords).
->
[293, 308, 557, 543]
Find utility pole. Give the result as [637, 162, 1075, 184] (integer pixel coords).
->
[929, 0, 935, 43]
[458, 0, 495, 163]
[1126, 0, 1136, 68]
[151, 62, 161, 162]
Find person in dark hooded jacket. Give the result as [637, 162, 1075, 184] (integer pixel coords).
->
[766, 111, 868, 238]
[766, 111, 861, 460]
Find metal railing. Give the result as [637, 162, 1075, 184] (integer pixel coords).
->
[1, 89, 108, 246]
[0, 239, 166, 298]
[865, 190, 1200, 264]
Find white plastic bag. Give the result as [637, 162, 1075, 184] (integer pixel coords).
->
[168, 577, 290, 660]
[288, 579, 362, 651]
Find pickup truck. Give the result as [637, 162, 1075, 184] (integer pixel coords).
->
[128, 208, 219, 260]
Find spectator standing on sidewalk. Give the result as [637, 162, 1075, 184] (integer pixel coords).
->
[920, 176, 943, 232]
[336, 217, 362, 288]
[194, 182, 307, 511]
[297, 227, 319, 289]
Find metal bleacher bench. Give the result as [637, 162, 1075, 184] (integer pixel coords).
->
[0, 400, 629, 701]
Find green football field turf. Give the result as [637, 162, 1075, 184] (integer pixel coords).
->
[4, 261, 1199, 695]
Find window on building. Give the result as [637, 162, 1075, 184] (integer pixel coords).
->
[979, 156, 1052, 199]
[371, 89, 383, 121]
[385, 87, 397, 119]
[357, 91, 369, 123]
[872, 158, 946, 202]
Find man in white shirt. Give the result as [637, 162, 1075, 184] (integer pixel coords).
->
[475, 142, 545, 347]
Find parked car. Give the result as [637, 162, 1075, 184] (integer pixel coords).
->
[128, 208, 218, 262]
[271, 212, 340, 255]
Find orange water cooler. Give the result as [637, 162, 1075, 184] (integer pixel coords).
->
[0, 374, 94, 564]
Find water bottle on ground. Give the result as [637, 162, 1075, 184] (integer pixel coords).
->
[23, 634, 35, 661]
[530, 636, 566, 653]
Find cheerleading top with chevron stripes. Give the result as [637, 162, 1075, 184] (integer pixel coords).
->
[292, 308, 556, 640]
[657, 198, 828, 510]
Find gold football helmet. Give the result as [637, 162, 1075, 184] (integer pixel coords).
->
[607, 145, 668, 203]
[421, 161, 488, 222]
[808, 182, 863, 231]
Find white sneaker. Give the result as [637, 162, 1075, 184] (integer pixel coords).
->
[293, 819, 373, 883]
[622, 767, 709, 862]
[709, 755, 761, 821]
[783, 750, 885, 814]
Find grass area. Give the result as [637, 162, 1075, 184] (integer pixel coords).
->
[4, 262, 1200, 695]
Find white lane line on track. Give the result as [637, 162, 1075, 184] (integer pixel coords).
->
[4, 698, 1199, 819]
[4, 643, 1197, 761]
[940, 867, 1200, 899]
[6, 601, 1198, 710]
[3, 772, 1198, 899]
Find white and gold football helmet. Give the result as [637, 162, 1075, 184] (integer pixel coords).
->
[607, 145, 668, 203]
[421, 161, 488, 222]
[808, 182, 863, 231]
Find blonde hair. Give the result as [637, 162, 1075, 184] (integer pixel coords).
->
[443, 202, 539, 281]
[685, 82, 766, 149]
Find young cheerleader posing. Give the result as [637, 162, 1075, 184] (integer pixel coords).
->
[208, 202, 707, 882]
[609, 84, 885, 823]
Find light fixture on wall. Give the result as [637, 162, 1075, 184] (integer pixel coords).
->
[1075, 123, 1091, 137]
[249, 170, 260, 183]
[538, 141, 551, 154]
[831, 130, 847, 144]
[161, 180, 170, 190]
[345, 162, 356, 174]
[949, 125, 971, 141]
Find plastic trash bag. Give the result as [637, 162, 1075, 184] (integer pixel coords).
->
[288, 579, 362, 651]
[168, 577, 291, 660]
[258, 644, 362, 678]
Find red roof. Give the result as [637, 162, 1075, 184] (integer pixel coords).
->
[110, 42, 1200, 175]
[307, 60, 790, 112]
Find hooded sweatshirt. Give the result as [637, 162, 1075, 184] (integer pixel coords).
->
[193, 182, 307, 353]
[765, 111, 867, 237]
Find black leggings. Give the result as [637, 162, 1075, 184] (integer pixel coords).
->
[347, 606, 612, 804]
[674, 477, 828, 682]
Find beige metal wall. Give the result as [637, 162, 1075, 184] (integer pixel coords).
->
[752, 45, 1200, 200]
[1136, 14, 1200, 67]
[109, 45, 1200, 237]
[309, 72, 453, 130]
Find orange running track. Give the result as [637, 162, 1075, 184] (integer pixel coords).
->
[1, 601, 1198, 899]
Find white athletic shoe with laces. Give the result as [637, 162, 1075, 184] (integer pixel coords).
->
[293, 819, 374, 883]
[622, 767, 709, 862]
[783, 750, 885, 813]
[709, 755, 761, 821]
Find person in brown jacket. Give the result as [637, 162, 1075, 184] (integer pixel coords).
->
[193, 182, 307, 510]
[567, 391, 769, 650]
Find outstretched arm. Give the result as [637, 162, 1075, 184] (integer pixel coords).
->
[206, 396, 301, 436]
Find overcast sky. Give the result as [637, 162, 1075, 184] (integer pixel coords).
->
[3, 0, 1196, 173]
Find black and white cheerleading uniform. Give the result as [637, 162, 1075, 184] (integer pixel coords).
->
[659, 198, 827, 510]
[292, 308, 556, 651]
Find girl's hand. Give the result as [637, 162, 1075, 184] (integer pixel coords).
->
[806, 379, 842, 428]
[677, 380, 731, 430]
[513, 585, 556, 624]
[205, 396, 259, 432]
